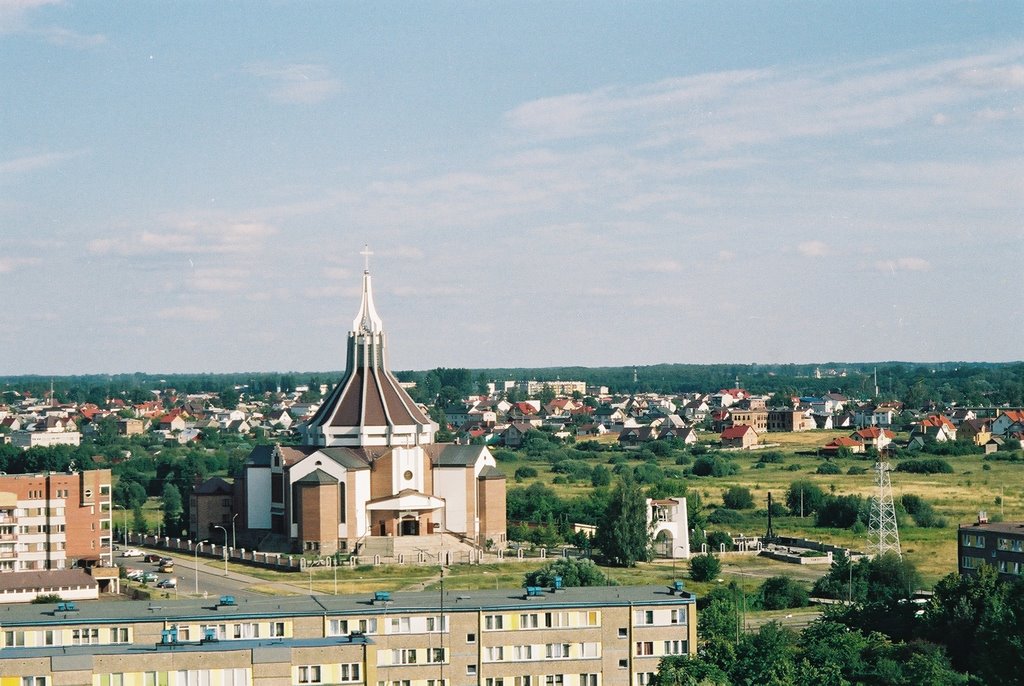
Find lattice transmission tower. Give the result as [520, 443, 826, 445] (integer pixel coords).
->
[867, 461, 901, 557]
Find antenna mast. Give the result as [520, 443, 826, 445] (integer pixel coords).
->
[867, 461, 901, 558]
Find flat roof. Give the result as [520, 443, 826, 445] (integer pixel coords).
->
[0, 585, 694, 628]
[960, 521, 1024, 536]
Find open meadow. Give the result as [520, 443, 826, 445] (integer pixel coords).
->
[501, 429, 1023, 585]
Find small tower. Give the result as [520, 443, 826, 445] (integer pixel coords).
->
[867, 461, 901, 558]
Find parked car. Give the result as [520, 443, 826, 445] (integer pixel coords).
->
[140, 572, 158, 583]
[125, 569, 143, 580]
[159, 562, 174, 573]
[156, 577, 177, 589]
[121, 549, 142, 558]
[143, 554, 162, 563]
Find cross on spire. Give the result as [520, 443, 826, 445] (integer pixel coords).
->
[360, 244, 373, 273]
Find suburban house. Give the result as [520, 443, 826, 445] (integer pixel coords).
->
[720, 424, 758, 449]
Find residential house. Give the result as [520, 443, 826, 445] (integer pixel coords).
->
[992, 410, 1024, 437]
[852, 427, 893, 451]
[958, 418, 992, 447]
[820, 436, 865, 456]
[720, 425, 758, 449]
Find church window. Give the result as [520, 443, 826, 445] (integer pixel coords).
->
[403, 470, 413, 481]
[339, 483, 346, 523]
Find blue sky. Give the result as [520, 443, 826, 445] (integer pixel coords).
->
[1, 1, 1021, 374]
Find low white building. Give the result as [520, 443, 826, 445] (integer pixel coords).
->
[649, 497, 690, 559]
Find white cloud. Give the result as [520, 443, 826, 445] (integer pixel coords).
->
[0, 149, 86, 175]
[87, 216, 278, 257]
[0, 0, 60, 33]
[0, 256, 40, 273]
[156, 306, 220, 322]
[641, 259, 683, 273]
[875, 257, 931, 272]
[36, 26, 105, 48]
[246, 63, 341, 104]
[797, 240, 830, 257]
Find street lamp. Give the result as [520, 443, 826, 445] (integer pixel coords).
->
[214, 525, 229, 576]
[194, 540, 209, 595]
[112, 504, 128, 547]
[231, 513, 239, 550]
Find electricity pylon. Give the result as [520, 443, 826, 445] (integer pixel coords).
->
[867, 461, 901, 558]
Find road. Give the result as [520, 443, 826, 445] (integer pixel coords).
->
[122, 547, 308, 600]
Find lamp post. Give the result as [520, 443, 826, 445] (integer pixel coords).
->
[194, 540, 208, 596]
[231, 513, 239, 550]
[113, 504, 128, 547]
[214, 525, 229, 576]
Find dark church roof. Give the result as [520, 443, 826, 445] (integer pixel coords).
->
[295, 469, 339, 485]
[301, 268, 433, 446]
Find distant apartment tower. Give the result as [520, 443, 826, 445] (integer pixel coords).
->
[521, 380, 587, 397]
[0, 469, 113, 572]
[959, 513, 1024, 580]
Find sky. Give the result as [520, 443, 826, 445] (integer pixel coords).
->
[1, 1, 1022, 375]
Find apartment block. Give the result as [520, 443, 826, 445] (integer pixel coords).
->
[0, 585, 696, 686]
[958, 516, 1024, 580]
[0, 470, 113, 572]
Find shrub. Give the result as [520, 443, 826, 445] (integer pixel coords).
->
[847, 466, 867, 475]
[786, 480, 826, 515]
[707, 531, 734, 551]
[674, 454, 692, 466]
[708, 508, 743, 525]
[759, 576, 809, 610]
[816, 461, 842, 475]
[815, 494, 865, 529]
[722, 486, 755, 510]
[692, 456, 739, 477]
[786, 464, 802, 472]
[31, 593, 63, 604]
[757, 451, 785, 464]
[689, 553, 721, 582]
[895, 459, 954, 474]
[901, 493, 946, 528]
[633, 463, 665, 484]
[514, 466, 538, 481]
[523, 557, 614, 588]
[590, 464, 611, 487]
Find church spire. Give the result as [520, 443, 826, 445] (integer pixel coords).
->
[352, 244, 383, 334]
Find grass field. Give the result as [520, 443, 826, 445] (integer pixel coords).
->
[504, 429, 1023, 586]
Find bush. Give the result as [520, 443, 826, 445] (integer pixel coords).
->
[895, 459, 954, 474]
[847, 466, 867, 475]
[901, 493, 946, 528]
[816, 461, 842, 475]
[31, 593, 63, 604]
[757, 451, 785, 464]
[707, 508, 743, 525]
[514, 466, 538, 481]
[759, 576, 809, 610]
[523, 557, 614, 588]
[722, 486, 755, 510]
[590, 464, 611, 487]
[692, 456, 739, 477]
[689, 553, 721, 582]
[785, 464, 802, 471]
[815, 494, 865, 529]
[786, 480, 826, 515]
[707, 531, 734, 551]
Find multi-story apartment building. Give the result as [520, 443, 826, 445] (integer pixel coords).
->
[0, 585, 696, 686]
[0, 470, 113, 572]
[958, 515, 1024, 580]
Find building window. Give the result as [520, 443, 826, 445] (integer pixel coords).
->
[271, 622, 286, 637]
[618, 660, 629, 669]
[425, 615, 447, 632]
[635, 610, 654, 625]
[467, 632, 476, 643]
[545, 676, 564, 686]
[636, 673, 656, 686]
[298, 666, 322, 684]
[339, 664, 361, 683]
[579, 676, 598, 686]
[671, 609, 684, 625]
[467, 665, 477, 677]
[426, 648, 445, 664]
[618, 628, 628, 638]
[635, 641, 654, 656]
[485, 679, 505, 686]
[5, 631, 26, 647]
[546, 643, 570, 659]
[390, 617, 411, 634]
[110, 628, 129, 643]
[664, 640, 687, 655]
[961, 556, 981, 569]
[514, 644, 534, 660]
[485, 614, 504, 630]
[514, 679, 533, 686]
[22, 678, 48, 686]
[520, 612, 539, 628]
[485, 646, 504, 662]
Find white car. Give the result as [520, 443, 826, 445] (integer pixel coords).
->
[121, 548, 143, 558]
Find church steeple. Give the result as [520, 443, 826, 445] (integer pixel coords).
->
[352, 245, 383, 335]
[300, 247, 436, 448]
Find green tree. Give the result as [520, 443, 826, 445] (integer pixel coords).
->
[161, 483, 183, 536]
[523, 557, 614, 588]
[786, 480, 826, 516]
[730, 622, 797, 686]
[654, 655, 730, 685]
[689, 553, 721, 582]
[722, 486, 754, 510]
[595, 472, 652, 567]
[590, 464, 611, 487]
[759, 576, 809, 610]
[113, 478, 147, 510]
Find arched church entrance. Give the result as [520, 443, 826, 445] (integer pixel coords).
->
[400, 516, 420, 536]
[654, 528, 675, 557]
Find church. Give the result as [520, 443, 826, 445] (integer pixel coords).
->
[236, 260, 506, 556]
